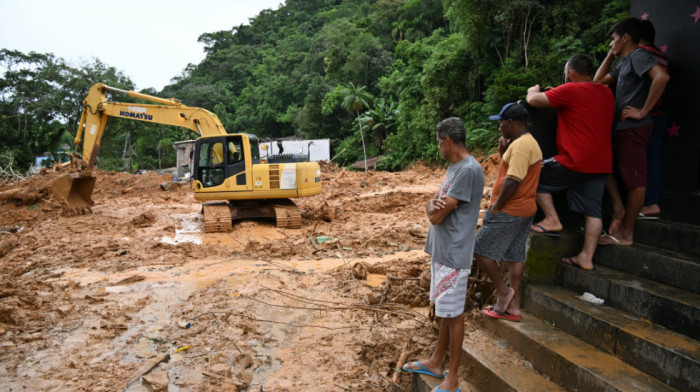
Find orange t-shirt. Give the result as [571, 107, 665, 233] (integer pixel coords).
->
[489, 133, 542, 217]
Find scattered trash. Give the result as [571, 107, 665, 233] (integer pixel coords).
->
[342, 246, 352, 250]
[578, 292, 605, 305]
[177, 320, 191, 329]
[175, 345, 191, 353]
[316, 236, 335, 243]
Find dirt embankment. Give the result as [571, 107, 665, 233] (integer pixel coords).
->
[0, 156, 500, 391]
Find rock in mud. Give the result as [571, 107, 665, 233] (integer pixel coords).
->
[142, 371, 169, 392]
[131, 212, 156, 228]
[408, 223, 427, 238]
[352, 262, 368, 279]
[236, 370, 253, 386]
[210, 363, 231, 375]
[233, 353, 253, 370]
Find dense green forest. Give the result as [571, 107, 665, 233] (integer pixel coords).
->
[1, 0, 627, 173]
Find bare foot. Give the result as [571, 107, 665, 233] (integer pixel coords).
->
[494, 287, 515, 313]
[640, 204, 660, 216]
[561, 256, 595, 270]
[598, 234, 632, 246]
[506, 297, 521, 317]
[608, 211, 625, 235]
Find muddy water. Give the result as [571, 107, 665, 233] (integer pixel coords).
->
[39, 212, 427, 390]
[51, 249, 403, 389]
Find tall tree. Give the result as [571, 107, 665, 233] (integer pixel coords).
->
[339, 82, 373, 171]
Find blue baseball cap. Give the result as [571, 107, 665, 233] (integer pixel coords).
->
[489, 102, 529, 121]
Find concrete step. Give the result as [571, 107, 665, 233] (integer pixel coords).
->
[524, 283, 699, 392]
[556, 262, 700, 340]
[593, 242, 700, 294]
[409, 326, 564, 392]
[413, 372, 477, 392]
[658, 190, 700, 226]
[635, 219, 700, 257]
[482, 310, 679, 392]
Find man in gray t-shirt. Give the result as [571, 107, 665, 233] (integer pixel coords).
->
[609, 48, 659, 131]
[423, 155, 483, 270]
[402, 117, 484, 392]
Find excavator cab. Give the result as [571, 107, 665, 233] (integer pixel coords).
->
[194, 134, 252, 189]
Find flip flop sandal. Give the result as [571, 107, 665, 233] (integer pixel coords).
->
[598, 234, 632, 246]
[561, 257, 596, 271]
[482, 307, 521, 322]
[530, 223, 562, 237]
[402, 361, 446, 378]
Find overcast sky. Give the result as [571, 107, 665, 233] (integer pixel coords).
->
[0, 0, 283, 91]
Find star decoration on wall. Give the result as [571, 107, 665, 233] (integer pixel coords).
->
[667, 122, 681, 137]
[641, 12, 649, 20]
[692, 5, 700, 23]
[661, 44, 669, 53]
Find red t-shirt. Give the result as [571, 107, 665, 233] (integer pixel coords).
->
[545, 82, 614, 173]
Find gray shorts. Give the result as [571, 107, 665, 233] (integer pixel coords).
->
[429, 261, 470, 318]
[474, 210, 534, 262]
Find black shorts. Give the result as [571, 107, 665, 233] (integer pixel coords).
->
[537, 159, 607, 219]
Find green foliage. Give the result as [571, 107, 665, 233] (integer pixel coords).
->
[2, 0, 628, 173]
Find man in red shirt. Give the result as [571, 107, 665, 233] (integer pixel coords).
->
[526, 54, 615, 270]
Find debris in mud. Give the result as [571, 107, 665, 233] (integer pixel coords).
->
[131, 212, 156, 228]
[0, 158, 503, 391]
[113, 274, 146, 285]
[352, 262, 368, 279]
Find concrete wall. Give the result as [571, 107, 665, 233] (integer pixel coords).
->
[259, 139, 331, 162]
[632, 0, 700, 193]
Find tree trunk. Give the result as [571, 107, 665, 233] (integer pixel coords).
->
[358, 116, 368, 172]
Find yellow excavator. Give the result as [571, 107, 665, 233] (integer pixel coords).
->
[52, 83, 322, 231]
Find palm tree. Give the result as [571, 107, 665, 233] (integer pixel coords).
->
[339, 82, 373, 171]
[357, 97, 398, 152]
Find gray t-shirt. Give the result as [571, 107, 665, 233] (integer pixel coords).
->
[610, 48, 659, 130]
[424, 155, 484, 270]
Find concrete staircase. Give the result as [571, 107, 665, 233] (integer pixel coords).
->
[412, 219, 700, 392]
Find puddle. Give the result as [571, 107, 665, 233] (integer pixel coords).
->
[159, 213, 288, 250]
[160, 213, 202, 245]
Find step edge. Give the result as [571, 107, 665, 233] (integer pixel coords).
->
[483, 310, 680, 392]
[528, 283, 700, 362]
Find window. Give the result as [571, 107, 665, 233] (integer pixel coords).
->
[198, 141, 225, 188]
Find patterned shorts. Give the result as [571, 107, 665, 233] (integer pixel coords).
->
[475, 210, 534, 262]
[429, 261, 470, 318]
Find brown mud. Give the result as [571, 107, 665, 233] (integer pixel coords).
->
[0, 157, 501, 391]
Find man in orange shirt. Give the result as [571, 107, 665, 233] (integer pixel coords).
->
[476, 102, 542, 321]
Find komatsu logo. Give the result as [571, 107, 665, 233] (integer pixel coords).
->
[119, 110, 153, 121]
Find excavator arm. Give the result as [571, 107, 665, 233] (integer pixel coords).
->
[75, 83, 228, 170]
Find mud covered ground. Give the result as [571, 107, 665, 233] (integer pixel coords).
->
[0, 156, 501, 392]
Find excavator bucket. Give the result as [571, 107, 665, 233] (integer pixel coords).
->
[51, 173, 96, 214]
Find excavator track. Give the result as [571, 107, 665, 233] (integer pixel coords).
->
[201, 199, 302, 232]
[272, 202, 302, 229]
[202, 203, 233, 233]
